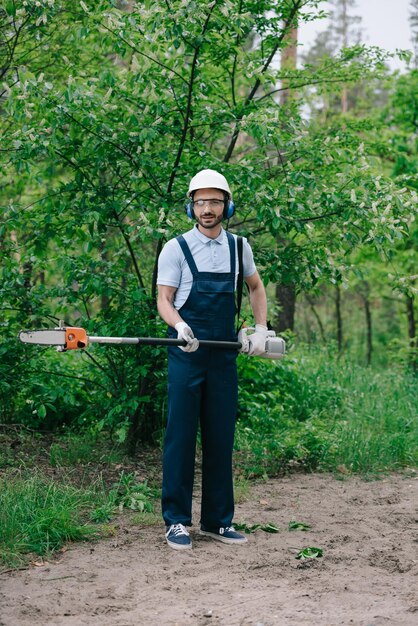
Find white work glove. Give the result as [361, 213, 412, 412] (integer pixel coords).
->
[238, 328, 250, 354]
[248, 324, 268, 356]
[175, 322, 199, 353]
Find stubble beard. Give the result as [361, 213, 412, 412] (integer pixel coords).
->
[196, 214, 223, 230]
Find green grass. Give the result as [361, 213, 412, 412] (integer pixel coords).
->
[48, 434, 125, 467]
[131, 511, 161, 526]
[0, 470, 160, 568]
[0, 431, 126, 471]
[234, 476, 251, 504]
[235, 347, 418, 477]
[321, 364, 418, 473]
[0, 471, 98, 567]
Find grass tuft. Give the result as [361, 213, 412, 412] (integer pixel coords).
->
[0, 471, 97, 567]
[0, 469, 160, 568]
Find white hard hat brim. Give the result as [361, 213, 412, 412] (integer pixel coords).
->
[188, 169, 232, 198]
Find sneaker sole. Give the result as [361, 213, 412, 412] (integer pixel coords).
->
[166, 538, 192, 550]
[199, 530, 248, 544]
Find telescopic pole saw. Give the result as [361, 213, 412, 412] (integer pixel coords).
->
[19, 325, 286, 359]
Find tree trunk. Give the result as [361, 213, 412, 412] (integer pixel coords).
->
[279, 26, 298, 107]
[305, 293, 326, 343]
[273, 24, 298, 335]
[275, 283, 296, 332]
[335, 284, 343, 354]
[362, 292, 373, 366]
[340, 0, 348, 113]
[127, 376, 150, 453]
[406, 294, 417, 373]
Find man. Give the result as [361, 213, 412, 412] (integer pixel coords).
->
[157, 169, 268, 550]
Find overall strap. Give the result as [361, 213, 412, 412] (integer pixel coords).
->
[236, 236, 244, 329]
[226, 231, 236, 275]
[176, 235, 198, 276]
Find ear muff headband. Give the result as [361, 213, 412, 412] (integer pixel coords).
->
[185, 199, 235, 220]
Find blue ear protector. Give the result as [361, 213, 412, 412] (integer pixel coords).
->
[185, 198, 236, 220]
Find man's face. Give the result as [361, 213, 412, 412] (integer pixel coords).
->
[193, 187, 225, 230]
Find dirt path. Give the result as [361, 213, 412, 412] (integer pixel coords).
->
[1, 473, 417, 626]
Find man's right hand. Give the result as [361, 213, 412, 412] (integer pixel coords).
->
[175, 322, 199, 352]
[238, 328, 250, 354]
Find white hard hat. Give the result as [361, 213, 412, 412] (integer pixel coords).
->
[188, 169, 232, 199]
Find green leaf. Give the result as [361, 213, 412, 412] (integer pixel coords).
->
[262, 523, 280, 533]
[288, 521, 311, 531]
[5, 1, 16, 17]
[234, 521, 280, 534]
[295, 547, 323, 560]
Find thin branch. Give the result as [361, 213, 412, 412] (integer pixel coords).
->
[112, 208, 145, 289]
[231, 0, 243, 108]
[0, 14, 30, 80]
[166, 2, 219, 194]
[54, 149, 96, 188]
[168, 79, 186, 122]
[256, 76, 367, 103]
[98, 21, 187, 85]
[81, 350, 116, 382]
[298, 210, 341, 223]
[25, 369, 109, 393]
[151, 239, 164, 302]
[58, 107, 163, 197]
[18, 189, 72, 212]
[223, 0, 304, 163]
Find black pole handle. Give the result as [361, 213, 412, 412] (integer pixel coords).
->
[89, 336, 242, 350]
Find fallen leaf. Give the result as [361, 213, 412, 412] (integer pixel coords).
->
[295, 547, 323, 560]
[288, 521, 311, 531]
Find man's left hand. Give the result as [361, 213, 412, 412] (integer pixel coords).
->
[248, 324, 268, 356]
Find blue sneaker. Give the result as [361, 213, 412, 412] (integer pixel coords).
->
[199, 525, 248, 544]
[165, 524, 192, 550]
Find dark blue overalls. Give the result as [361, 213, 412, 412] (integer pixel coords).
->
[162, 231, 238, 530]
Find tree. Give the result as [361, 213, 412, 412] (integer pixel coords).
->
[275, 7, 299, 332]
[377, 69, 418, 371]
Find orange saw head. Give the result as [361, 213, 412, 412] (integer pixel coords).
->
[65, 327, 88, 350]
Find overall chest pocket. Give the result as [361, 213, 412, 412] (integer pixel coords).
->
[196, 279, 234, 294]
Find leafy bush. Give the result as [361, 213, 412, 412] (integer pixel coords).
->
[1, 307, 168, 446]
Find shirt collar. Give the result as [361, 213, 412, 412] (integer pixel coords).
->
[192, 224, 225, 245]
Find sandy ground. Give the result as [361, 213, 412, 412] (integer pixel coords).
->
[0, 472, 417, 626]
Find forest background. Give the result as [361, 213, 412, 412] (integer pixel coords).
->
[0, 0, 417, 566]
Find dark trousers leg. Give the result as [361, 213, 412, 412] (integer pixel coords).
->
[200, 353, 238, 529]
[162, 350, 203, 526]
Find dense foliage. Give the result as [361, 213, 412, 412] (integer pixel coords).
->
[0, 0, 416, 447]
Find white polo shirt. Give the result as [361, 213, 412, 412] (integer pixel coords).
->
[157, 225, 257, 310]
